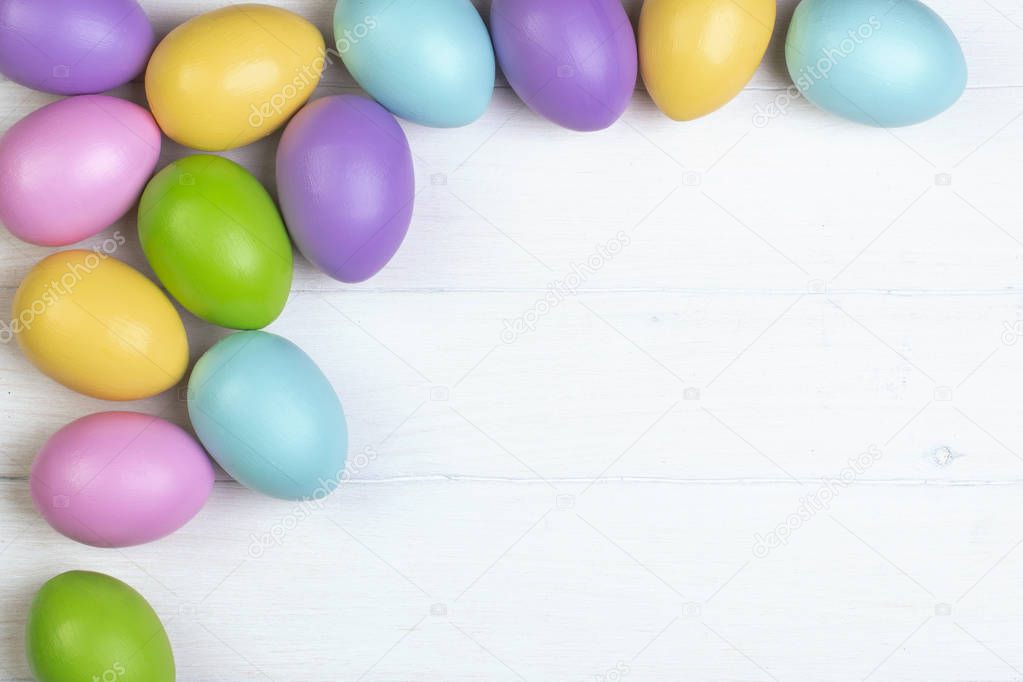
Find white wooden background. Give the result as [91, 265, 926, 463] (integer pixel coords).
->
[2, 0, 1023, 679]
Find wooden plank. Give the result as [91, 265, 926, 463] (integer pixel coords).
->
[0, 85, 1020, 293]
[2, 479, 1022, 681]
[133, 0, 1023, 89]
[3, 291, 1023, 485]
[4, 0, 1019, 93]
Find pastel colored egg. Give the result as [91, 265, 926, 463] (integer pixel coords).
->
[188, 331, 348, 501]
[334, 0, 495, 127]
[139, 155, 293, 329]
[640, 0, 776, 121]
[490, 0, 637, 131]
[0, 0, 153, 95]
[145, 4, 326, 151]
[31, 412, 213, 547]
[0, 95, 161, 246]
[27, 571, 174, 682]
[12, 250, 188, 401]
[785, 0, 966, 127]
[277, 96, 414, 282]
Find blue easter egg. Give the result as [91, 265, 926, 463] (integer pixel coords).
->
[785, 0, 966, 127]
[333, 0, 495, 127]
[187, 331, 348, 501]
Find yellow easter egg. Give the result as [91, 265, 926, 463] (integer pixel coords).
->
[12, 250, 189, 401]
[640, 0, 776, 120]
[145, 3, 325, 151]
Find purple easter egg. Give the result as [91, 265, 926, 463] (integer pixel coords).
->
[0, 0, 153, 95]
[490, 0, 637, 131]
[277, 95, 415, 283]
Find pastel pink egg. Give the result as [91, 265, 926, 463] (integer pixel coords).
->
[0, 95, 161, 246]
[30, 411, 214, 548]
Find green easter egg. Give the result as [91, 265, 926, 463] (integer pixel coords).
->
[26, 571, 175, 682]
[138, 154, 293, 330]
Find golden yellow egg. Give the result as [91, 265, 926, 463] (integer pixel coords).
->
[640, 0, 776, 120]
[12, 250, 189, 401]
[145, 3, 325, 151]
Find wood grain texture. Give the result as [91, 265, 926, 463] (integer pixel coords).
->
[2, 0, 1023, 680]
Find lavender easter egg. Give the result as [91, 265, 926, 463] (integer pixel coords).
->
[0, 95, 161, 246]
[0, 0, 153, 95]
[276, 95, 415, 282]
[490, 0, 637, 131]
[30, 412, 214, 547]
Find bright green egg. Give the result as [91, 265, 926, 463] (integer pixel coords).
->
[26, 571, 175, 682]
[138, 154, 293, 330]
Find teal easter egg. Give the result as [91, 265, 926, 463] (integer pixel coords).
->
[785, 0, 966, 127]
[187, 331, 348, 500]
[333, 0, 495, 127]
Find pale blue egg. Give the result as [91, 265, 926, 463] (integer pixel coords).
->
[187, 331, 348, 501]
[785, 0, 967, 127]
[333, 0, 495, 127]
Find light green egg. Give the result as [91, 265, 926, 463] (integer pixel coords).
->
[26, 571, 175, 682]
[138, 154, 293, 330]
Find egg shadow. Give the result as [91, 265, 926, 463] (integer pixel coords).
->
[762, 0, 800, 85]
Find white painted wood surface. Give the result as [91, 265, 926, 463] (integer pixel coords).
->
[2, 0, 1023, 680]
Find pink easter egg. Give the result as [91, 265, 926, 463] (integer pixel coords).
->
[0, 95, 161, 246]
[30, 411, 214, 548]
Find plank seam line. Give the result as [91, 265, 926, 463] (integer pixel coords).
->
[3, 475, 1023, 486]
[4, 286, 1023, 296]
